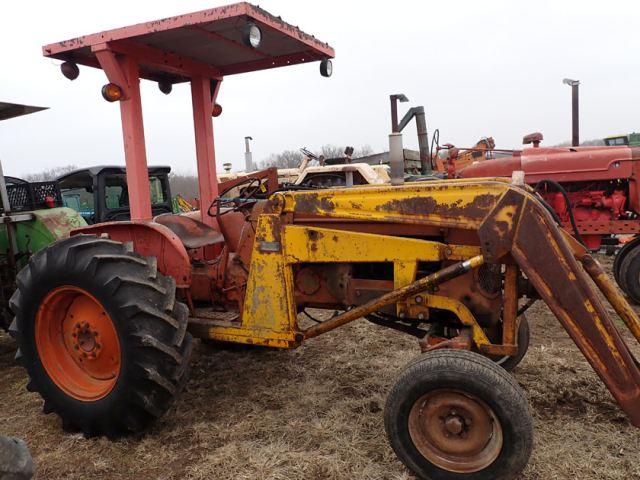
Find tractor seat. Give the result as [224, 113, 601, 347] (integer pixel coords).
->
[154, 214, 225, 250]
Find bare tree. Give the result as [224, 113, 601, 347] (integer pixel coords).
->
[23, 165, 78, 182]
[259, 149, 304, 169]
[321, 144, 374, 159]
[553, 138, 605, 147]
[169, 173, 198, 200]
[354, 145, 374, 158]
[257, 144, 377, 169]
[320, 144, 344, 159]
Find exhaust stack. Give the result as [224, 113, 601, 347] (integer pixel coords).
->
[563, 78, 580, 147]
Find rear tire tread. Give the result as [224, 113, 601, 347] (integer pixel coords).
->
[10, 234, 193, 438]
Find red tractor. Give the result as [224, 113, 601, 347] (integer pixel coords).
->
[455, 133, 640, 301]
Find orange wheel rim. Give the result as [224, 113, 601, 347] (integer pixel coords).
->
[35, 286, 121, 401]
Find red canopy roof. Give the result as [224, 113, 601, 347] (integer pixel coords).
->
[43, 2, 334, 83]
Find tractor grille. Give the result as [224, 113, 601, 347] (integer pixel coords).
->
[2, 181, 62, 212]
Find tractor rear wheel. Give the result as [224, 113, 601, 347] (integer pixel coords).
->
[618, 245, 640, 304]
[385, 350, 533, 480]
[8, 234, 193, 437]
[613, 237, 640, 290]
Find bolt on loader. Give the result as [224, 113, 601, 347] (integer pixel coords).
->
[8, 4, 640, 479]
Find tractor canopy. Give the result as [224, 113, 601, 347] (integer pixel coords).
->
[42, 3, 334, 226]
[42, 2, 334, 83]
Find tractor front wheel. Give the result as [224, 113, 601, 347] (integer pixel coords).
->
[8, 234, 193, 437]
[385, 350, 533, 480]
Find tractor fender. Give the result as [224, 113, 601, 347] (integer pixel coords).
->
[72, 221, 191, 287]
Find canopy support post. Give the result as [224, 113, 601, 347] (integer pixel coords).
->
[191, 76, 220, 226]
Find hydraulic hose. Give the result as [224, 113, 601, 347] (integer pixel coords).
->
[534, 179, 587, 248]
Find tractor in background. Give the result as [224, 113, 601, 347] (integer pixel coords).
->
[456, 132, 640, 303]
[0, 102, 87, 330]
[604, 132, 640, 147]
[218, 146, 391, 190]
[57, 165, 173, 224]
[6, 5, 640, 480]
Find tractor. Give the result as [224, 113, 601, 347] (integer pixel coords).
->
[7, 4, 640, 480]
[604, 132, 640, 147]
[0, 102, 87, 330]
[456, 133, 640, 305]
[57, 165, 173, 224]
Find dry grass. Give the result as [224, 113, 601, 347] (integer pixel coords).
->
[1, 255, 639, 479]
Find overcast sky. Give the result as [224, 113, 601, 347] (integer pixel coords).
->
[1, 0, 639, 176]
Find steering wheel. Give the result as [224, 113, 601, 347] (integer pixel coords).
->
[300, 147, 318, 160]
[207, 177, 263, 217]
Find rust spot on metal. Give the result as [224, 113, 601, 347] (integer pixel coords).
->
[374, 193, 498, 219]
[291, 193, 336, 215]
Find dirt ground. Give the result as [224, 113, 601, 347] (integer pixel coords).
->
[1, 255, 639, 479]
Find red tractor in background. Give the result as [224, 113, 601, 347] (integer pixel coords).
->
[445, 132, 640, 302]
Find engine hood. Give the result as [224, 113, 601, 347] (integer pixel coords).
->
[458, 145, 639, 183]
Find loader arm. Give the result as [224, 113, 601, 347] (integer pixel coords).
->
[270, 179, 640, 426]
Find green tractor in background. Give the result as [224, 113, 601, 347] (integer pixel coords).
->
[0, 163, 177, 330]
[604, 132, 640, 146]
[57, 165, 174, 224]
[0, 102, 87, 329]
[0, 103, 176, 329]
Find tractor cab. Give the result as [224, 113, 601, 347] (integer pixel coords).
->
[57, 166, 172, 224]
[604, 132, 640, 147]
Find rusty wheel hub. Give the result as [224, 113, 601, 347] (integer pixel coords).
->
[72, 322, 102, 360]
[408, 389, 503, 473]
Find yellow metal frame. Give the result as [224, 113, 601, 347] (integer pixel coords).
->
[186, 178, 640, 426]
[197, 213, 485, 348]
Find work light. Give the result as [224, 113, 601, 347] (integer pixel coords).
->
[158, 80, 173, 95]
[320, 59, 333, 77]
[60, 62, 79, 80]
[243, 22, 262, 48]
[101, 83, 123, 102]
